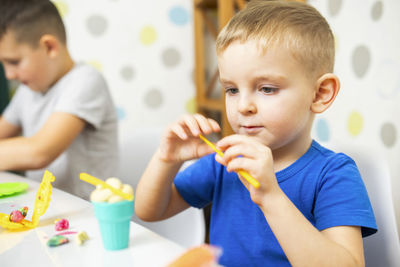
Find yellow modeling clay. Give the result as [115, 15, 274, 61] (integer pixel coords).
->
[0, 170, 55, 230]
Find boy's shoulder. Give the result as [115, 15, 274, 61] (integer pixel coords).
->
[310, 140, 355, 165]
[64, 63, 104, 80]
[57, 63, 108, 91]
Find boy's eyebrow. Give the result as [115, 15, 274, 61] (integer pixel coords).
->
[219, 74, 287, 85]
[0, 56, 20, 62]
[253, 75, 287, 83]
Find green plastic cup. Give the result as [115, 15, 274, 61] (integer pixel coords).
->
[92, 200, 134, 250]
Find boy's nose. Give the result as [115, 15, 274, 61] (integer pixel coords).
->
[5, 67, 17, 80]
[238, 95, 257, 114]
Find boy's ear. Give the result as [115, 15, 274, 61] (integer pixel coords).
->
[311, 73, 340, 113]
[39, 34, 60, 58]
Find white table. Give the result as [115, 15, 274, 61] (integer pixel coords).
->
[0, 172, 185, 267]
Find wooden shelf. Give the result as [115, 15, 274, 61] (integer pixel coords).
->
[193, 0, 248, 137]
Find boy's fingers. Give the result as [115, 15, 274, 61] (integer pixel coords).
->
[197, 143, 216, 157]
[170, 123, 188, 140]
[226, 157, 252, 174]
[207, 118, 221, 132]
[181, 114, 201, 136]
[217, 134, 245, 150]
[223, 144, 257, 164]
[193, 113, 212, 134]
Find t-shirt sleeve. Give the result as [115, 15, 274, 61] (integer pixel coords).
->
[174, 154, 217, 209]
[54, 66, 111, 129]
[314, 154, 377, 237]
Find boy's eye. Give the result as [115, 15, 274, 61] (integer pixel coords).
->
[225, 87, 239, 95]
[6, 60, 20, 65]
[260, 86, 278, 94]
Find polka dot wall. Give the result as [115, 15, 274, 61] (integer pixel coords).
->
[53, 0, 195, 135]
[309, 0, 400, 232]
[53, 0, 399, 232]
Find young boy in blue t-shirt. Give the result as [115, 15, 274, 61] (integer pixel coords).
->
[135, 1, 377, 266]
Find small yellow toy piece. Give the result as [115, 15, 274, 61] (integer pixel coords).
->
[0, 170, 55, 230]
[75, 231, 89, 245]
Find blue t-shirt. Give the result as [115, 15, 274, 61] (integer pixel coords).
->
[174, 140, 377, 267]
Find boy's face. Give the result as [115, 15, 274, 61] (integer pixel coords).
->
[218, 40, 317, 151]
[0, 31, 54, 93]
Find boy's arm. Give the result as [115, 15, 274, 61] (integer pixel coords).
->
[0, 116, 21, 139]
[135, 113, 221, 222]
[135, 150, 190, 221]
[260, 191, 364, 267]
[0, 112, 85, 171]
[216, 135, 365, 266]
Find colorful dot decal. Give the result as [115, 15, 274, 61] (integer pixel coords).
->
[352, 45, 371, 78]
[144, 88, 163, 109]
[328, 0, 342, 17]
[86, 15, 108, 36]
[53, 1, 69, 18]
[168, 6, 189, 26]
[116, 107, 126, 120]
[162, 47, 181, 67]
[140, 26, 157, 46]
[316, 118, 330, 142]
[380, 122, 396, 148]
[371, 1, 383, 21]
[347, 111, 363, 136]
[87, 60, 103, 72]
[185, 97, 196, 114]
[120, 66, 135, 81]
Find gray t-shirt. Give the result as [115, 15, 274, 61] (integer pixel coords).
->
[3, 63, 119, 199]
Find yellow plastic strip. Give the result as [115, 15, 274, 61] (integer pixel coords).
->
[79, 173, 133, 201]
[199, 134, 260, 189]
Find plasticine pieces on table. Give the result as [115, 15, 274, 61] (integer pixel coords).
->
[0, 170, 55, 230]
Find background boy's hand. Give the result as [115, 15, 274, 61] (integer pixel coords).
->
[157, 114, 221, 163]
[215, 134, 280, 206]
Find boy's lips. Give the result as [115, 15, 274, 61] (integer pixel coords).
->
[240, 125, 263, 134]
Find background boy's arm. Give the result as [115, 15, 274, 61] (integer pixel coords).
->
[0, 116, 21, 139]
[0, 112, 85, 171]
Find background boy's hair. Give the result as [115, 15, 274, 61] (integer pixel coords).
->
[0, 0, 66, 46]
[216, 0, 335, 78]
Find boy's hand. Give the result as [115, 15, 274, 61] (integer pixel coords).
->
[215, 134, 280, 206]
[157, 114, 221, 163]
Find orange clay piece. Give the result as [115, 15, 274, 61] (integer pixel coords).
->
[0, 170, 55, 230]
[167, 245, 222, 267]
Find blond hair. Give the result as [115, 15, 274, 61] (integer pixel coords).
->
[216, 0, 335, 77]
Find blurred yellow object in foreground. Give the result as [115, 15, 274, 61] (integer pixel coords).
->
[0, 170, 55, 230]
[168, 244, 222, 267]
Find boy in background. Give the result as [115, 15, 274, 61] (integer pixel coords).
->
[135, 1, 377, 266]
[0, 0, 118, 199]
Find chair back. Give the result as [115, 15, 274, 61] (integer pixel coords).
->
[119, 127, 205, 248]
[325, 142, 400, 267]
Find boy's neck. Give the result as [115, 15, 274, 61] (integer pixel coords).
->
[51, 49, 75, 89]
[271, 120, 314, 172]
